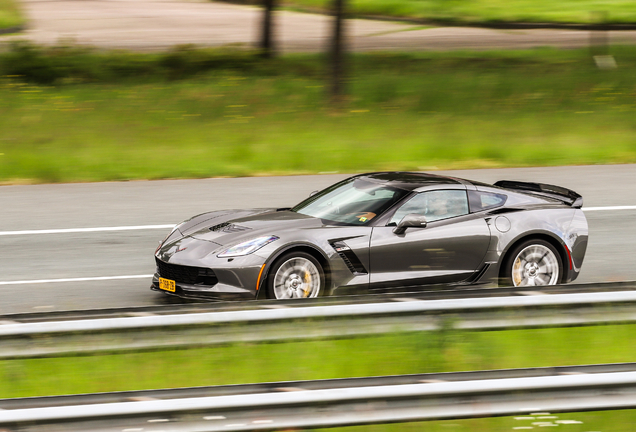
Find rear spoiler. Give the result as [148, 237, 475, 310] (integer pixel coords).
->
[494, 180, 583, 208]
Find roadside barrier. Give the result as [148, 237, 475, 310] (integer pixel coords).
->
[1, 281, 636, 359]
[2, 362, 636, 432]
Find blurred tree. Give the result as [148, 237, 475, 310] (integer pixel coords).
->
[259, 0, 346, 99]
[330, 0, 346, 100]
[260, 0, 275, 58]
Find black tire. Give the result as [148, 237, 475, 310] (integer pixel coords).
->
[266, 251, 325, 299]
[502, 239, 563, 287]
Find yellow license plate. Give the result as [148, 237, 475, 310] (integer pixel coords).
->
[159, 277, 176, 292]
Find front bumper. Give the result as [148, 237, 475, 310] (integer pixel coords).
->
[150, 256, 265, 301]
[150, 275, 256, 301]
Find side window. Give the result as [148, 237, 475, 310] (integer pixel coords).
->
[389, 190, 469, 225]
[468, 191, 507, 212]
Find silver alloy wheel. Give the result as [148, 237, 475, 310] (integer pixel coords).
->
[272, 257, 321, 299]
[511, 244, 560, 287]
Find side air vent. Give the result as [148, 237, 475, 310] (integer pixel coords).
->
[462, 262, 492, 284]
[330, 241, 368, 275]
[209, 222, 252, 233]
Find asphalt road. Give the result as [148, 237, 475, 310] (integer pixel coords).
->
[1, 165, 635, 314]
[3, 0, 636, 52]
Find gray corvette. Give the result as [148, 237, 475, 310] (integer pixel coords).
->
[152, 172, 588, 301]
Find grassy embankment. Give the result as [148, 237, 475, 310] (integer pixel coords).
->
[1, 44, 635, 184]
[0, 0, 23, 30]
[3, 323, 636, 430]
[280, 0, 636, 25]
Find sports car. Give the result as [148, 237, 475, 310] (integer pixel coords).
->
[151, 172, 588, 300]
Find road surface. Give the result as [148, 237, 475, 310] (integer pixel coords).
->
[2, 0, 636, 52]
[1, 165, 634, 314]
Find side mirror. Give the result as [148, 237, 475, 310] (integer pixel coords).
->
[393, 214, 427, 235]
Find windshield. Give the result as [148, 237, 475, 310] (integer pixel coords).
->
[292, 178, 410, 225]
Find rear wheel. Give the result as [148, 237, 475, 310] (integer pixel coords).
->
[503, 240, 562, 287]
[266, 252, 324, 299]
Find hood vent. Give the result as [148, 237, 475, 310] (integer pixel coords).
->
[330, 240, 368, 275]
[209, 222, 252, 233]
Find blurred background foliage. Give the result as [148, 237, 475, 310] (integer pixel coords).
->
[0, 43, 635, 183]
[0, 42, 263, 85]
[0, 0, 22, 30]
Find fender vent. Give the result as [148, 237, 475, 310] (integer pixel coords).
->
[463, 262, 492, 284]
[330, 241, 368, 275]
[210, 222, 251, 233]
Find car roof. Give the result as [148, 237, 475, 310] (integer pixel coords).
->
[355, 172, 465, 191]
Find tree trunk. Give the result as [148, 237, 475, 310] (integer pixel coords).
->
[261, 0, 275, 58]
[330, 0, 346, 100]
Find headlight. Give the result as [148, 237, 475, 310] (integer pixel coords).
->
[218, 236, 279, 258]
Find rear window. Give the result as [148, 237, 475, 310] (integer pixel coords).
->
[469, 191, 507, 212]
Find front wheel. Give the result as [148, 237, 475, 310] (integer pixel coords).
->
[503, 240, 563, 287]
[266, 252, 324, 299]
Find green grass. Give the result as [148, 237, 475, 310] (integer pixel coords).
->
[3, 324, 636, 431]
[282, 0, 636, 25]
[1, 45, 636, 183]
[4, 324, 636, 397]
[0, 0, 23, 30]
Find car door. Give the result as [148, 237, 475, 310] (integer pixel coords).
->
[368, 189, 491, 290]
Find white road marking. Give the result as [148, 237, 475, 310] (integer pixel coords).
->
[0, 275, 153, 286]
[0, 205, 631, 237]
[583, 205, 636, 211]
[0, 225, 174, 236]
[0, 205, 631, 287]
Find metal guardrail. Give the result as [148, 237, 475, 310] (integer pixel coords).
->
[4, 280, 636, 323]
[2, 363, 636, 432]
[1, 281, 636, 359]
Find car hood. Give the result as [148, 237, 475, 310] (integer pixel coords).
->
[185, 209, 323, 246]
